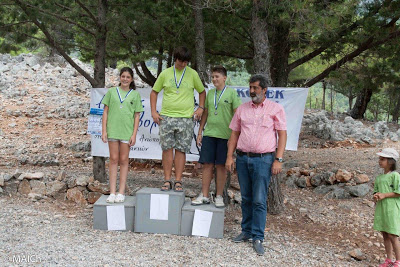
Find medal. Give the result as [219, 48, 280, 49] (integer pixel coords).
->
[116, 87, 133, 108]
[174, 65, 186, 94]
[214, 86, 226, 116]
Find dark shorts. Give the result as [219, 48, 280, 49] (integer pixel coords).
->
[198, 136, 228, 165]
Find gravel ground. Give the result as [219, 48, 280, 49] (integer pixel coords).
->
[0, 195, 363, 267]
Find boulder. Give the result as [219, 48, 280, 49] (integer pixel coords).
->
[74, 175, 90, 187]
[28, 193, 43, 200]
[46, 181, 67, 197]
[354, 174, 370, 184]
[18, 179, 31, 195]
[66, 187, 87, 206]
[347, 184, 370, 197]
[3, 179, 19, 194]
[30, 180, 46, 195]
[56, 170, 66, 181]
[285, 175, 298, 188]
[295, 177, 307, 188]
[310, 174, 323, 187]
[314, 185, 333, 195]
[87, 192, 102, 204]
[0, 176, 4, 187]
[335, 169, 352, 183]
[87, 181, 110, 194]
[18, 172, 44, 180]
[348, 248, 366, 261]
[325, 187, 351, 199]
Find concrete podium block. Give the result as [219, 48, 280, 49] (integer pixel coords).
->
[135, 187, 185, 235]
[93, 195, 136, 231]
[181, 201, 225, 239]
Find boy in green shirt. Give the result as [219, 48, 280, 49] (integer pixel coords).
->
[192, 65, 241, 207]
[150, 46, 206, 192]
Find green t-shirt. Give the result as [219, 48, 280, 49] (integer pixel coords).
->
[373, 171, 400, 235]
[203, 87, 242, 140]
[152, 66, 205, 118]
[102, 87, 144, 141]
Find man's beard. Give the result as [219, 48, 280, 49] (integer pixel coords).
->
[251, 93, 264, 104]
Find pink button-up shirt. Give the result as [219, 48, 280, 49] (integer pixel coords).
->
[229, 98, 287, 153]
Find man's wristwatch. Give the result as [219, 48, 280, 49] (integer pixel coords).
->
[275, 157, 283, 163]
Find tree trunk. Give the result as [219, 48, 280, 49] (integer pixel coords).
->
[350, 87, 373, 119]
[348, 87, 353, 111]
[251, 0, 272, 85]
[330, 88, 334, 114]
[92, 0, 108, 183]
[193, 0, 209, 84]
[322, 80, 326, 110]
[157, 46, 163, 77]
[387, 97, 392, 122]
[267, 173, 284, 214]
[167, 47, 173, 68]
[270, 23, 290, 87]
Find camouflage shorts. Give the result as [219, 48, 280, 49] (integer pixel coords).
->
[159, 115, 194, 153]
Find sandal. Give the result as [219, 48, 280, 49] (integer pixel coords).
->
[160, 180, 172, 191]
[174, 181, 183, 192]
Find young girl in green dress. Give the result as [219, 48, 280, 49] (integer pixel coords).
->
[373, 147, 400, 267]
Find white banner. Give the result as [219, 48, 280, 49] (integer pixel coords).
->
[89, 86, 308, 161]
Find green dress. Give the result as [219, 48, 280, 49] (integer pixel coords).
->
[373, 171, 400, 235]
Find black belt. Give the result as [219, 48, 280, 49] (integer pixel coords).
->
[236, 150, 273, 157]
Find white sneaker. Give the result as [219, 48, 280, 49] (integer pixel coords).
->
[191, 193, 210, 205]
[215, 195, 225, 208]
[106, 194, 116, 203]
[114, 194, 125, 203]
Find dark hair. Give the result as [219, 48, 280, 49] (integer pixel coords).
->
[173, 46, 191, 62]
[388, 158, 397, 171]
[211, 65, 227, 77]
[119, 67, 136, 90]
[249, 74, 269, 89]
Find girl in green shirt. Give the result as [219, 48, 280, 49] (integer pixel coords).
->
[373, 148, 400, 267]
[101, 67, 143, 203]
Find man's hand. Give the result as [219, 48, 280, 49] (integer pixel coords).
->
[152, 111, 163, 124]
[225, 156, 235, 172]
[271, 161, 282, 175]
[196, 133, 203, 146]
[193, 108, 203, 121]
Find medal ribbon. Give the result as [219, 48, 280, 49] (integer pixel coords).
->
[214, 86, 227, 112]
[174, 66, 187, 89]
[116, 87, 133, 104]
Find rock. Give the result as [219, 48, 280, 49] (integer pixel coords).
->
[3, 173, 13, 182]
[66, 187, 87, 206]
[3, 179, 19, 194]
[310, 174, 323, 187]
[150, 168, 155, 174]
[227, 190, 235, 199]
[0, 187, 3, 193]
[46, 181, 67, 197]
[87, 181, 110, 194]
[319, 171, 335, 185]
[325, 187, 351, 199]
[314, 185, 334, 195]
[295, 177, 307, 188]
[0, 176, 3, 187]
[283, 160, 299, 169]
[28, 193, 43, 200]
[56, 170, 66, 181]
[74, 175, 90, 186]
[299, 208, 307, 213]
[335, 169, 352, 183]
[18, 179, 31, 195]
[286, 167, 301, 177]
[285, 175, 298, 188]
[30, 180, 46, 195]
[185, 189, 197, 198]
[305, 176, 312, 187]
[18, 172, 44, 180]
[87, 192, 102, 204]
[347, 184, 370, 197]
[354, 174, 369, 184]
[300, 169, 310, 176]
[348, 248, 366, 261]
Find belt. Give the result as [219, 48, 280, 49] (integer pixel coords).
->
[236, 150, 273, 157]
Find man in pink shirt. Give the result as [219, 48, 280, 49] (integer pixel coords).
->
[226, 74, 287, 256]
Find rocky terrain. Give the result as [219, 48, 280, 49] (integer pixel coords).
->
[1, 53, 400, 266]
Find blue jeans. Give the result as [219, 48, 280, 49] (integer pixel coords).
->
[236, 153, 273, 241]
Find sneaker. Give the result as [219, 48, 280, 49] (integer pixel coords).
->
[232, 232, 252, 243]
[379, 258, 394, 267]
[215, 195, 225, 208]
[106, 194, 116, 203]
[252, 240, 265, 256]
[115, 194, 125, 203]
[191, 193, 210, 205]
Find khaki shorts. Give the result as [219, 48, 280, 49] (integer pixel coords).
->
[159, 115, 194, 153]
